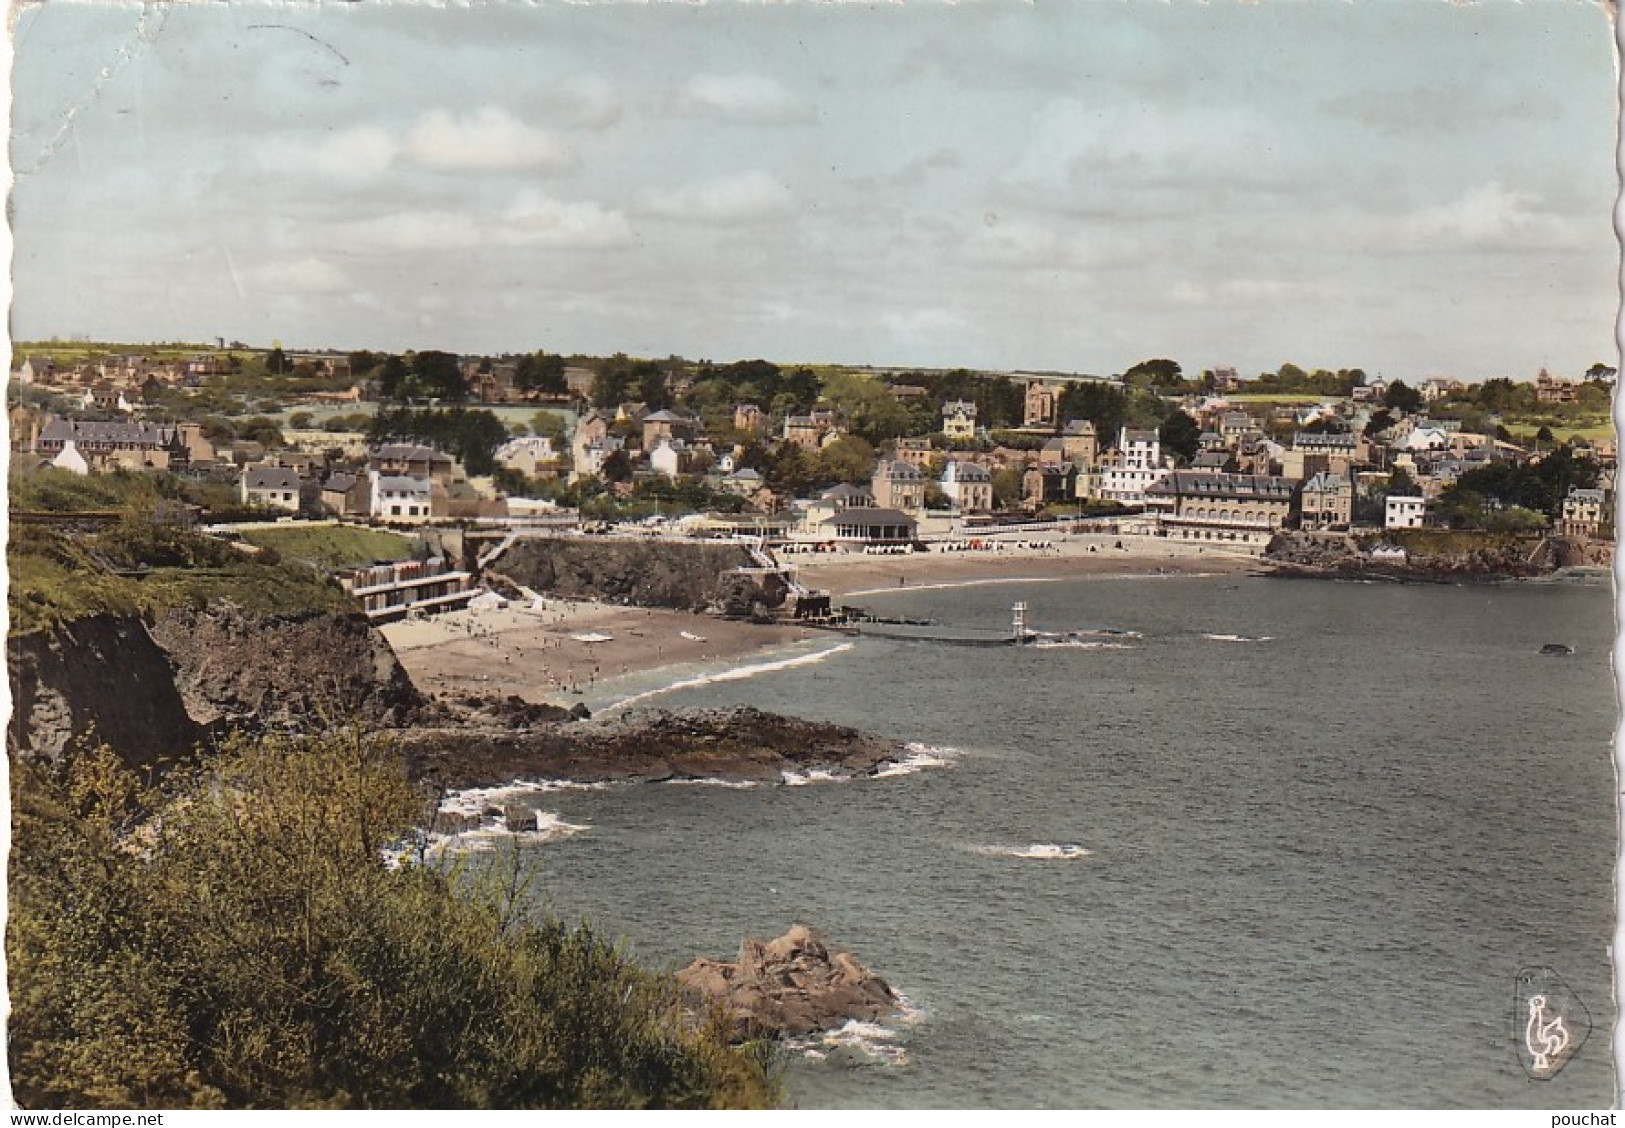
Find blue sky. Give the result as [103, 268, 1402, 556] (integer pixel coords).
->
[8, 1, 1620, 382]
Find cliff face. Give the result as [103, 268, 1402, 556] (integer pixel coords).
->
[8, 615, 205, 766]
[9, 606, 425, 766]
[494, 538, 788, 616]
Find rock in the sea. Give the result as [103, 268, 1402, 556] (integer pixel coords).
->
[677, 924, 898, 1040]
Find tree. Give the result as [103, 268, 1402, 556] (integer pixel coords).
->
[635, 362, 672, 412]
[818, 371, 910, 443]
[1383, 379, 1423, 414]
[1534, 425, 1556, 449]
[379, 355, 410, 401]
[1158, 409, 1201, 465]
[288, 412, 314, 430]
[600, 448, 634, 484]
[412, 351, 467, 402]
[1058, 383, 1129, 439]
[591, 363, 633, 410]
[265, 347, 288, 377]
[1123, 358, 1184, 392]
[1363, 409, 1397, 438]
[816, 435, 876, 484]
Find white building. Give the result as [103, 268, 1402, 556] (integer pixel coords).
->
[940, 459, 994, 513]
[1095, 427, 1170, 505]
[369, 470, 431, 524]
[1385, 495, 1426, 530]
[240, 465, 302, 513]
[494, 436, 560, 478]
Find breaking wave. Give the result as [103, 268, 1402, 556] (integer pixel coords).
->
[873, 743, 959, 778]
[599, 642, 856, 714]
[1200, 633, 1274, 643]
[969, 843, 1092, 861]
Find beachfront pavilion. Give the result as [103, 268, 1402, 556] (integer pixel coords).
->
[819, 507, 919, 548]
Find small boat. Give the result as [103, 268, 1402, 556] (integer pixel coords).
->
[1539, 643, 1574, 656]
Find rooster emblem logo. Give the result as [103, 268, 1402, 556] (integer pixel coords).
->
[1524, 994, 1569, 1077]
[1513, 967, 1589, 1080]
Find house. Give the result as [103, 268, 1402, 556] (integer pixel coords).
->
[888, 383, 929, 404]
[1143, 471, 1296, 547]
[1281, 431, 1360, 480]
[940, 460, 994, 514]
[721, 467, 765, 497]
[872, 459, 926, 512]
[34, 417, 192, 471]
[649, 438, 692, 478]
[1218, 412, 1254, 445]
[1535, 368, 1579, 405]
[1298, 471, 1353, 531]
[1059, 419, 1099, 465]
[1022, 380, 1063, 430]
[564, 366, 597, 398]
[1558, 488, 1606, 539]
[733, 403, 764, 433]
[942, 399, 978, 440]
[819, 507, 918, 547]
[571, 410, 614, 476]
[494, 436, 561, 478]
[320, 472, 369, 517]
[782, 408, 843, 450]
[1385, 495, 1427, 530]
[579, 436, 626, 478]
[641, 409, 697, 450]
[18, 355, 54, 385]
[1023, 463, 1077, 507]
[369, 471, 433, 524]
[240, 465, 302, 513]
[1038, 437, 1069, 466]
[369, 444, 456, 485]
[50, 440, 90, 476]
[1093, 428, 1169, 505]
[890, 437, 934, 468]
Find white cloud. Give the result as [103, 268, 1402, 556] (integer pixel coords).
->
[500, 190, 634, 248]
[256, 256, 352, 294]
[670, 73, 814, 125]
[637, 170, 793, 224]
[404, 107, 573, 172]
[261, 126, 398, 181]
[1401, 181, 1592, 252]
[536, 76, 623, 131]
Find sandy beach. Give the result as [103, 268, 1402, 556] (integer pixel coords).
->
[380, 535, 1258, 706]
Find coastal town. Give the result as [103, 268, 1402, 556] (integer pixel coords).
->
[11, 347, 1615, 571]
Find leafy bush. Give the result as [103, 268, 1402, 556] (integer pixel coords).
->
[9, 730, 778, 1110]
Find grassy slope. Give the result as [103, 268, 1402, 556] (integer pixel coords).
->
[240, 525, 419, 569]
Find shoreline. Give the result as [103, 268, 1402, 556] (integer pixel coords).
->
[381, 542, 1258, 711]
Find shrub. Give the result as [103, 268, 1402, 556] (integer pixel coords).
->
[8, 730, 778, 1109]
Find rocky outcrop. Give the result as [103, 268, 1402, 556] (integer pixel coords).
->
[9, 605, 428, 768]
[1262, 531, 1608, 583]
[494, 538, 787, 617]
[677, 925, 899, 1039]
[7, 615, 206, 767]
[400, 706, 907, 790]
[149, 605, 425, 732]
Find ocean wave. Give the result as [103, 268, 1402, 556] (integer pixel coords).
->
[438, 778, 610, 816]
[1200, 632, 1274, 643]
[425, 812, 591, 858]
[840, 576, 1068, 598]
[1031, 639, 1134, 651]
[788, 994, 924, 1067]
[970, 843, 1091, 860]
[570, 631, 615, 643]
[782, 768, 849, 786]
[873, 742, 959, 778]
[666, 777, 760, 789]
[599, 641, 856, 714]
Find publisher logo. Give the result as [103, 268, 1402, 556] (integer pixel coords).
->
[1514, 966, 1590, 1080]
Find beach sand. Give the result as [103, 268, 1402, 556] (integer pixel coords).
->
[380, 535, 1259, 706]
[380, 597, 804, 707]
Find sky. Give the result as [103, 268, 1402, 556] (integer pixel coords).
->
[7, 0, 1621, 382]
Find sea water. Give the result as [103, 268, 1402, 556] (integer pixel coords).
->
[493, 574, 1617, 1108]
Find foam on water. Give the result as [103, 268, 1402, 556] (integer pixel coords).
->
[782, 767, 849, 786]
[570, 631, 615, 643]
[1200, 632, 1274, 643]
[969, 843, 1091, 860]
[427, 812, 591, 858]
[439, 778, 610, 816]
[599, 641, 856, 714]
[788, 994, 924, 1067]
[873, 743, 959, 778]
[666, 777, 760, 789]
[1031, 639, 1134, 651]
